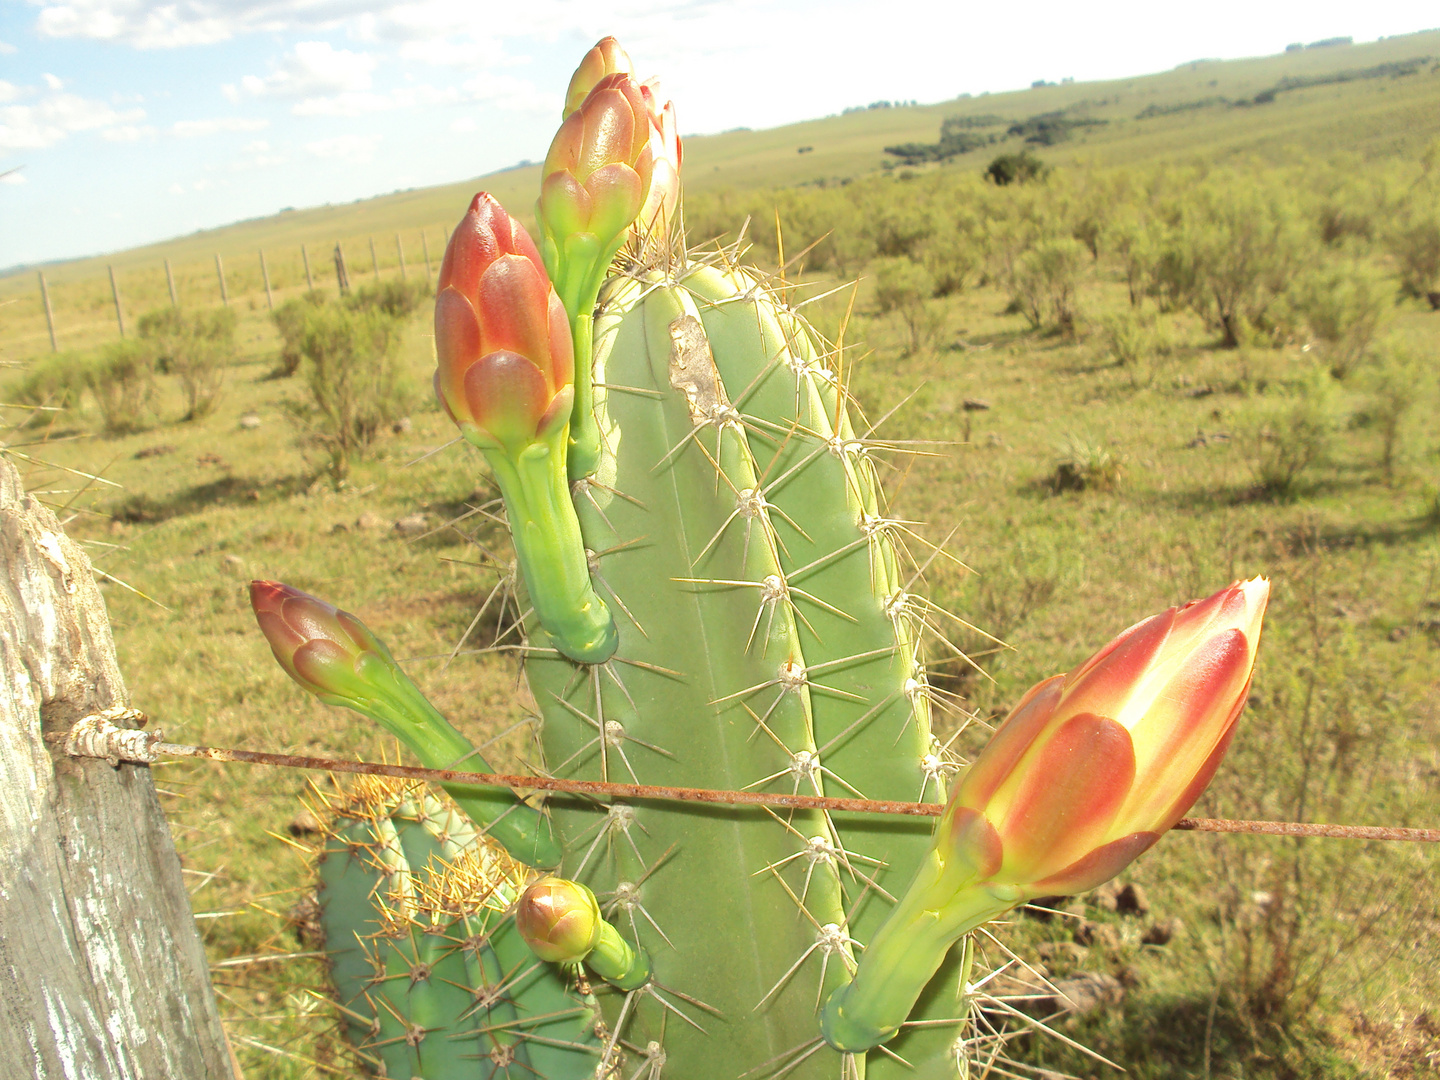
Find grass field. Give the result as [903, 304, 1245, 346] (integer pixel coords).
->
[4, 28, 1440, 1080]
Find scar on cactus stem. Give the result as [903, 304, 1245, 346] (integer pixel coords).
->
[434, 192, 618, 664]
[249, 579, 562, 867]
[820, 577, 1270, 1053]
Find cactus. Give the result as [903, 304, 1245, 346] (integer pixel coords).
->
[252, 35, 1266, 1080]
[310, 776, 603, 1077]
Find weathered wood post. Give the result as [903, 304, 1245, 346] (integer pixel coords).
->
[369, 236, 380, 282]
[259, 248, 274, 311]
[395, 231, 407, 280]
[37, 271, 57, 352]
[421, 229, 433, 282]
[165, 258, 179, 308]
[0, 458, 237, 1079]
[302, 243, 314, 290]
[108, 264, 126, 337]
[215, 253, 229, 305]
[333, 243, 349, 295]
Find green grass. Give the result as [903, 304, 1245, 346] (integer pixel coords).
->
[3, 31, 1440, 1080]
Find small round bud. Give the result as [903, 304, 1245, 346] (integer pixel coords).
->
[515, 877, 602, 963]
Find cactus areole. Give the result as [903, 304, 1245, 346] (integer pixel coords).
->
[252, 37, 1269, 1079]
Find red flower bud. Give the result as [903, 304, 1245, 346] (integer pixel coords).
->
[540, 73, 654, 252]
[939, 577, 1269, 897]
[249, 580, 390, 706]
[434, 193, 575, 452]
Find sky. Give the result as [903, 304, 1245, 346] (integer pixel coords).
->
[1, 1, 1437, 269]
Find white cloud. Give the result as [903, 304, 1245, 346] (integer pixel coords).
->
[0, 39, 18, 55]
[42, 73, 65, 91]
[0, 81, 26, 104]
[102, 123, 156, 140]
[307, 133, 381, 163]
[0, 90, 144, 151]
[231, 41, 375, 101]
[450, 116, 477, 133]
[171, 116, 269, 137]
[168, 181, 185, 194]
[1, 168, 26, 184]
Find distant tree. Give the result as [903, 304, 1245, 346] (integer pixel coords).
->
[985, 151, 1049, 186]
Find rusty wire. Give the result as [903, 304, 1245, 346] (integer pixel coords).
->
[47, 730, 1439, 844]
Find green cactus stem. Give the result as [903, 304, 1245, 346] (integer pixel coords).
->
[312, 779, 601, 1078]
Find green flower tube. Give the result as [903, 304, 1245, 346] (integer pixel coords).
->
[249, 580, 562, 867]
[434, 192, 618, 664]
[822, 578, 1270, 1052]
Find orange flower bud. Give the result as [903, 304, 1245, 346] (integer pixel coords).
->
[940, 576, 1270, 896]
[563, 36, 633, 119]
[539, 73, 654, 259]
[434, 192, 574, 453]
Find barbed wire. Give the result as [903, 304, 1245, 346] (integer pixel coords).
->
[46, 715, 1440, 844]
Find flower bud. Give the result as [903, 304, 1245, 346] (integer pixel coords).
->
[635, 78, 681, 246]
[250, 579, 393, 709]
[940, 576, 1269, 896]
[539, 72, 654, 271]
[515, 877, 602, 963]
[563, 36, 633, 118]
[434, 192, 575, 453]
[821, 577, 1270, 1054]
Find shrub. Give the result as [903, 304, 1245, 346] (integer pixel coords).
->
[1098, 308, 1173, 387]
[1045, 434, 1123, 492]
[137, 306, 237, 420]
[272, 292, 330, 377]
[287, 301, 414, 479]
[86, 340, 157, 435]
[1240, 369, 1337, 497]
[1387, 206, 1440, 299]
[871, 256, 942, 352]
[1009, 236, 1085, 334]
[6, 351, 91, 424]
[1362, 338, 1419, 481]
[1293, 260, 1391, 379]
[1180, 179, 1313, 347]
[349, 279, 430, 320]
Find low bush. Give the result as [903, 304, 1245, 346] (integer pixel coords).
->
[5, 351, 91, 424]
[1045, 433, 1123, 492]
[1240, 369, 1337, 497]
[283, 299, 414, 479]
[137, 307, 237, 420]
[1294, 260, 1390, 378]
[86, 339, 157, 435]
[1010, 236, 1085, 334]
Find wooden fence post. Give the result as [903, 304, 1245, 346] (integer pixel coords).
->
[38, 271, 57, 352]
[259, 249, 274, 311]
[334, 243, 350, 295]
[422, 229, 433, 281]
[302, 243, 314, 290]
[108, 265, 125, 338]
[396, 232, 407, 280]
[165, 258, 178, 308]
[215, 253, 229, 305]
[0, 459, 238, 1079]
[369, 236, 380, 282]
